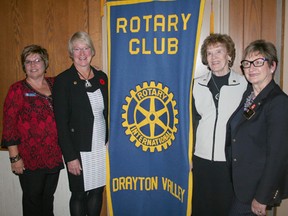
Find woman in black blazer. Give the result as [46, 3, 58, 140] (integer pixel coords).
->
[53, 31, 108, 216]
[226, 40, 288, 216]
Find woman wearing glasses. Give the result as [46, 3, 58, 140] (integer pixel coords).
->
[1, 45, 64, 216]
[226, 40, 288, 216]
[53, 31, 108, 216]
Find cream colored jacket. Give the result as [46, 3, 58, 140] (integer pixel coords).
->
[193, 70, 247, 161]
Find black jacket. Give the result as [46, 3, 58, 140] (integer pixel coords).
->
[225, 80, 288, 206]
[53, 64, 108, 163]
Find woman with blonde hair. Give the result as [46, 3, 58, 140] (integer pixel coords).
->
[53, 31, 108, 216]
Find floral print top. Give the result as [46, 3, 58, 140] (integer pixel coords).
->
[1, 77, 63, 171]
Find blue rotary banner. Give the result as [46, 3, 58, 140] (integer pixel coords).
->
[106, 0, 205, 215]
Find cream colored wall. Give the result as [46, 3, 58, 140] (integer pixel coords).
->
[0, 151, 70, 216]
[277, 199, 288, 216]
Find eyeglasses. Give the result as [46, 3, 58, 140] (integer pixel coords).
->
[73, 47, 91, 53]
[241, 58, 268, 68]
[24, 58, 43, 65]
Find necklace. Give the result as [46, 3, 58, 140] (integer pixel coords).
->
[25, 78, 54, 110]
[244, 91, 255, 111]
[211, 74, 220, 100]
[77, 69, 92, 88]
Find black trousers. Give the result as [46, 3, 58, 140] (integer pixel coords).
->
[229, 195, 258, 216]
[19, 170, 60, 216]
[192, 156, 233, 216]
[70, 186, 104, 216]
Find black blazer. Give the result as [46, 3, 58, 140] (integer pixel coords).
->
[225, 80, 288, 206]
[53, 64, 108, 163]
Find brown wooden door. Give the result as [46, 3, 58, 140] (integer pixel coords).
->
[0, 0, 104, 135]
[229, 0, 277, 74]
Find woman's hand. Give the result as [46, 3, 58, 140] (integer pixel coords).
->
[251, 198, 267, 216]
[67, 159, 82, 176]
[11, 159, 25, 175]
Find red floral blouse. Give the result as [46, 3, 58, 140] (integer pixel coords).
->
[1, 78, 63, 171]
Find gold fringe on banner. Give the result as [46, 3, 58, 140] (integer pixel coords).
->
[210, 0, 214, 34]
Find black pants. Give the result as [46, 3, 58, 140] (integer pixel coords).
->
[229, 195, 258, 216]
[70, 186, 104, 216]
[192, 156, 233, 216]
[19, 170, 60, 216]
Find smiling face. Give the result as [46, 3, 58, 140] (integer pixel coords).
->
[72, 40, 93, 70]
[242, 52, 275, 90]
[24, 53, 46, 79]
[206, 43, 231, 76]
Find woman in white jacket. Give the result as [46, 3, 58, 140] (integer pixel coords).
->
[192, 33, 247, 216]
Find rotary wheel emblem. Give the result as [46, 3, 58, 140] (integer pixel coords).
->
[122, 81, 178, 152]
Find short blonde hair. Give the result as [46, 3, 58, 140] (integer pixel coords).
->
[68, 31, 95, 59]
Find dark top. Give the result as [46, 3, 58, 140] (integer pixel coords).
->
[53, 64, 108, 192]
[226, 80, 288, 206]
[208, 72, 229, 107]
[53, 64, 108, 163]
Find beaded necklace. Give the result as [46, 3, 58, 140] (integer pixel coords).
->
[244, 91, 255, 111]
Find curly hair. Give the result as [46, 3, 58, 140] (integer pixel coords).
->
[201, 33, 235, 69]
